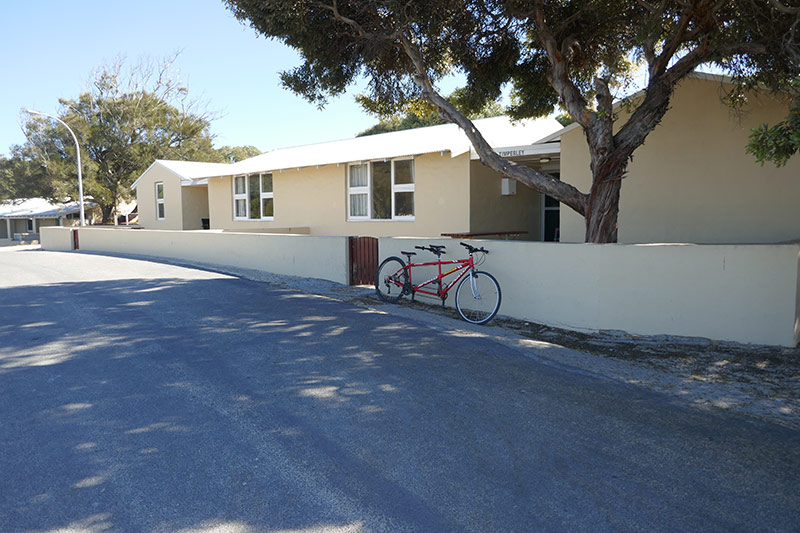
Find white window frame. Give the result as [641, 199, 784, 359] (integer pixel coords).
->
[346, 158, 415, 221]
[233, 173, 275, 221]
[233, 175, 248, 220]
[155, 182, 165, 221]
[347, 163, 370, 221]
[259, 173, 274, 220]
[391, 158, 415, 221]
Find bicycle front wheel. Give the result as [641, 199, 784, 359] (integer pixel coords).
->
[375, 256, 408, 303]
[455, 270, 501, 324]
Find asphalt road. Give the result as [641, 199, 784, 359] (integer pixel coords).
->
[1, 248, 798, 533]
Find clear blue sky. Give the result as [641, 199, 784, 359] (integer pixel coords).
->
[0, 0, 463, 157]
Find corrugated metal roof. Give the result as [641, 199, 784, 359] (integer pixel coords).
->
[231, 115, 562, 175]
[132, 115, 563, 188]
[0, 198, 87, 218]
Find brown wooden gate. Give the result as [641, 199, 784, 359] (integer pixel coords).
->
[349, 236, 378, 286]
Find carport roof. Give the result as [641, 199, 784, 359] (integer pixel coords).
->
[132, 115, 563, 188]
[0, 198, 88, 219]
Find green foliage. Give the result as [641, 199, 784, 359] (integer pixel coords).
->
[215, 145, 262, 163]
[224, 1, 798, 124]
[18, 58, 219, 221]
[0, 145, 54, 201]
[747, 78, 800, 167]
[225, 0, 799, 241]
[357, 91, 504, 137]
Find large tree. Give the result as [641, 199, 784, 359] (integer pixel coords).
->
[20, 57, 220, 222]
[224, 0, 799, 243]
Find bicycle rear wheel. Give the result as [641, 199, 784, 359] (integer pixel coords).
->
[455, 270, 501, 324]
[375, 256, 408, 303]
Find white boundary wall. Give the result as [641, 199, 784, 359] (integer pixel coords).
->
[41, 227, 349, 285]
[380, 237, 800, 347]
[40, 228, 799, 346]
[41, 226, 75, 251]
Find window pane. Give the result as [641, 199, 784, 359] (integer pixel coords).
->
[350, 193, 367, 217]
[394, 191, 414, 217]
[371, 161, 391, 219]
[156, 183, 164, 199]
[261, 173, 273, 193]
[248, 175, 260, 219]
[157, 203, 165, 219]
[235, 199, 247, 218]
[394, 160, 413, 184]
[349, 164, 368, 187]
[234, 176, 246, 195]
[262, 197, 274, 218]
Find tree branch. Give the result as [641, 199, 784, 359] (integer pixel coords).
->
[399, 32, 588, 216]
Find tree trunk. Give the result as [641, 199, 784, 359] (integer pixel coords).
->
[584, 161, 624, 243]
[101, 204, 114, 224]
[585, 179, 620, 243]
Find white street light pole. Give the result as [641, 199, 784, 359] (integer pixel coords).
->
[24, 109, 86, 226]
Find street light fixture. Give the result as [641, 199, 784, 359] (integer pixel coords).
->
[24, 109, 85, 226]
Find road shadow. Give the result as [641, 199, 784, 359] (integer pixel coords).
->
[1, 275, 799, 532]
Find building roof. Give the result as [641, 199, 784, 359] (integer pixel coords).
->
[131, 160, 233, 189]
[231, 115, 563, 175]
[0, 198, 88, 219]
[132, 115, 563, 189]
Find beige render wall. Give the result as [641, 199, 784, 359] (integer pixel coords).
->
[469, 160, 542, 239]
[135, 165, 185, 230]
[181, 186, 210, 230]
[379, 237, 800, 346]
[68, 227, 349, 284]
[207, 152, 471, 237]
[560, 76, 800, 244]
[40, 226, 75, 251]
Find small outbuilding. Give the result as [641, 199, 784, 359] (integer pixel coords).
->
[0, 198, 97, 241]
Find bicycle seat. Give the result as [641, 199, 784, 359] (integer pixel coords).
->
[400, 250, 417, 257]
[429, 244, 446, 253]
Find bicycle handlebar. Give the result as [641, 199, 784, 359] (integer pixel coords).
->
[460, 242, 489, 254]
[415, 245, 446, 255]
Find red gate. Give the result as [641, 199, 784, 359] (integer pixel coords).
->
[348, 236, 378, 286]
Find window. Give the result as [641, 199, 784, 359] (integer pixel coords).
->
[155, 182, 165, 220]
[233, 173, 274, 220]
[347, 159, 414, 220]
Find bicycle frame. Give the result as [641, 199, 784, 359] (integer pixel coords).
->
[403, 255, 475, 299]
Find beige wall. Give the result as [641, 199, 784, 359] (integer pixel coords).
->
[64, 227, 349, 284]
[40, 226, 75, 251]
[469, 161, 543, 240]
[208, 152, 471, 238]
[181, 186, 210, 230]
[379, 237, 800, 346]
[560, 76, 800, 244]
[135, 165, 186, 230]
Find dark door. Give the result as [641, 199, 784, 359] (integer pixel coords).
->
[349, 236, 378, 285]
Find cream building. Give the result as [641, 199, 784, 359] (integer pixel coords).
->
[133, 116, 563, 240]
[559, 73, 800, 244]
[134, 75, 799, 244]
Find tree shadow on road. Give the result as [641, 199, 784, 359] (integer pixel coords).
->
[1, 275, 799, 532]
